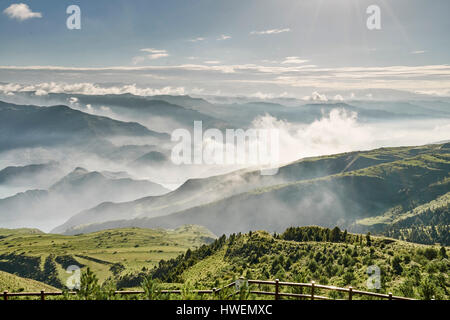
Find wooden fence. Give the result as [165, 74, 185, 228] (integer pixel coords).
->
[2, 278, 415, 300]
[246, 279, 414, 300]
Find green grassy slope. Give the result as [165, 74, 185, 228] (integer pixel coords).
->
[0, 270, 58, 292]
[0, 225, 215, 288]
[0, 228, 44, 237]
[91, 146, 449, 240]
[146, 227, 449, 300]
[379, 193, 449, 245]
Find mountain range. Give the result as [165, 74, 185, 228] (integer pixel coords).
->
[0, 167, 169, 231]
[54, 143, 450, 239]
[0, 101, 168, 151]
[0, 95, 448, 244]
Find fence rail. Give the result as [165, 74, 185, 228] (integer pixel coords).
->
[2, 278, 416, 300]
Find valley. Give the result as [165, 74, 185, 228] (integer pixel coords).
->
[0, 225, 215, 287]
[0, 91, 448, 301]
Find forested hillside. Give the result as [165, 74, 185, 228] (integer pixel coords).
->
[116, 226, 449, 300]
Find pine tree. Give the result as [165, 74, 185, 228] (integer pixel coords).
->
[330, 227, 341, 242]
[78, 267, 100, 300]
[392, 256, 403, 275]
[440, 246, 448, 259]
[366, 232, 371, 247]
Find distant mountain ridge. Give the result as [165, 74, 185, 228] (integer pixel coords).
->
[2, 93, 230, 133]
[0, 101, 168, 151]
[0, 167, 170, 231]
[54, 143, 450, 236]
[3, 92, 448, 134]
[0, 161, 62, 187]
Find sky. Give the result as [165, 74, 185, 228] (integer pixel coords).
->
[0, 0, 449, 98]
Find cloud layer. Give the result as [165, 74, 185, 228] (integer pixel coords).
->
[0, 82, 186, 96]
[1, 63, 450, 98]
[251, 110, 450, 165]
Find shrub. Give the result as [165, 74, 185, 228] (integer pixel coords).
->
[398, 279, 415, 298]
[141, 276, 163, 300]
[343, 270, 355, 285]
[78, 268, 100, 300]
[392, 256, 403, 275]
[98, 280, 117, 300]
[307, 260, 318, 273]
[418, 276, 436, 300]
[423, 248, 438, 260]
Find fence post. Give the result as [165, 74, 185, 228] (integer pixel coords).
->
[388, 292, 392, 301]
[40, 290, 45, 301]
[348, 286, 353, 300]
[311, 281, 315, 300]
[275, 279, 279, 300]
[3, 290, 8, 301]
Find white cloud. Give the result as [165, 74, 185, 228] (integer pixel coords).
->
[132, 48, 168, 64]
[249, 91, 290, 100]
[188, 37, 205, 42]
[333, 94, 344, 101]
[0, 82, 186, 96]
[217, 35, 231, 40]
[140, 48, 169, 60]
[415, 89, 450, 96]
[260, 59, 280, 64]
[69, 97, 78, 104]
[147, 53, 169, 60]
[140, 48, 167, 54]
[281, 56, 309, 64]
[411, 50, 426, 54]
[253, 110, 450, 165]
[4, 63, 446, 78]
[250, 28, 291, 35]
[3, 3, 42, 21]
[250, 109, 370, 164]
[204, 60, 221, 64]
[35, 89, 47, 96]
[302, 91, 328, 102]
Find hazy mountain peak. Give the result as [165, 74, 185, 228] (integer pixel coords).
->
[72, 167, 89, 174]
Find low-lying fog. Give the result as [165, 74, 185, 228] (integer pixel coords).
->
[0, 90, 449, 232]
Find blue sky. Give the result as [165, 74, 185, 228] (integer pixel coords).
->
[0, 0, 449, 98]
